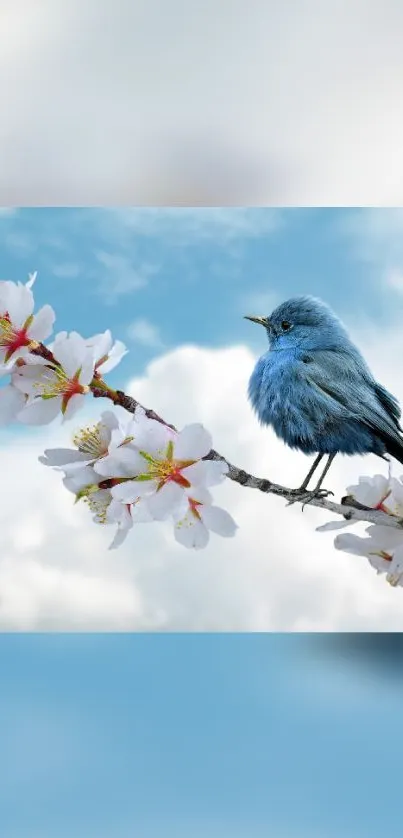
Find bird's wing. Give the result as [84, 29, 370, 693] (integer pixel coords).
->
[373, 382, 402, 429]
[301, 349, 403, 446]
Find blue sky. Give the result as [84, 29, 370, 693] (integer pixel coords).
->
[1, 634, 402, 838]
[1, 206, 401, 389]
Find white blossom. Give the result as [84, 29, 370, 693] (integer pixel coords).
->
[101, 419, 219, 520]
[62, 462, 153, 549]
[317, 473, 396, 533]
[51, 329, 128, 376]
[39, 411, 120, 471]
[173, 485, 238, 549]
[0, 275, 55, 368]
[335, 525, 403, 587]
[13, 332, 95, 424]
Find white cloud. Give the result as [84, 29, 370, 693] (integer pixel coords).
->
[109, 208, 283, 242]
[94, 251, 158, 301]
[1, 329, 403, 630]
[52, 262, 81, 279]
[127, 317, 164, 348]
[3, 1, 403, 204]
[239, 290, 281, 317]
[338, 209, 403, 299]
[340, 209, 403, 265]
[386, 269, 403, 293]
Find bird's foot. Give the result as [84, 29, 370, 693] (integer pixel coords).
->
[286, 487, 334, 510]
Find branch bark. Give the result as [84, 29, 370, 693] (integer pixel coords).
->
[91, 385, 403, 532]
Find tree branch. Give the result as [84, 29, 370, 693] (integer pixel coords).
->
[90, 384, 403, 532]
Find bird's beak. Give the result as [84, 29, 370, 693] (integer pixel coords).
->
[244, 315, 270, 328]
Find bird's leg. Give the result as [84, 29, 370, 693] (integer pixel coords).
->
[299, 453, 324, 492]
[286, 453, 324, 499]
[312, 453, 336, 494]
[286, 453, 336, 508]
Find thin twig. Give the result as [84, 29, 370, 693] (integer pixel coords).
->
[90, 385, 403, 531]
[29, 342, 401, 530]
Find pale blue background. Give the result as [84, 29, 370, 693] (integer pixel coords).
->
[0, 634, 401, 838]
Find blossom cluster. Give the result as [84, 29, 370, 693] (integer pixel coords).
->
[0, 273, 238, 551]
[318, 473, 403, 587]
[40, 410, 238, 550]
[0, 273, 127, 426]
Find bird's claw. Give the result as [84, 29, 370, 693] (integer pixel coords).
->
[286, 487, 334, 509]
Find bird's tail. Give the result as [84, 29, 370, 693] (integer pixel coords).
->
[385, 435, 403, 466]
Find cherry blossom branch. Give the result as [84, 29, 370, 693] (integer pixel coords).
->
[89, 383, 403, 532]
[29, 341, 403, 531]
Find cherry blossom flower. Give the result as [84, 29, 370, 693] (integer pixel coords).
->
[0, 383, 27, 425]
[39, 410, 120, 471]
[172, 485, 238, 549]
[98, 419, 224, 520]
[335, 524, 403, 586]
[0, 274, 55, 367]
[51, 329, 128, 376]
[13, 332, 95, 424]
[336, 524, 402, 585]
[86, 330, 128, 375]
[62, 463, 153, 549]
[316, 473, 397, 533]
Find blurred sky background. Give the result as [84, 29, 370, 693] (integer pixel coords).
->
[1, 208, 403, 630]
[2, 632, 403, 838]
[2, 0, 403, 205]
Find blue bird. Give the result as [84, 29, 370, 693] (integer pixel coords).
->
[245, 296, 403, 503]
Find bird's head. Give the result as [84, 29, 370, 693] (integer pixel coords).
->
[244, 296, 348, 351]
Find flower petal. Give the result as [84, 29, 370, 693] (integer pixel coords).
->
[200, 504, 238, 537]
[62, 393, 87, 422]
[79, 352, 97, 386]
[94, 447, 145, 478]
[100, 410, 120, 431]
[174, 423, 212, 460]
[334, 533, 372, 556]
[28, 304, 56, 341]
[87, 330, 112, 353]
[109, 526, 132, 550]
[26, 271, 37, 289]
[54, 333, 86, 377]
[131, 416, 175, 459]
[63, 466, 98, 494]
[39, 448, 90, 467]
[181, 459, 228, 487]
[12, 363, 53, 394]
[346, 474, 390, 508]
[0, 385, 26, 425]
[111, 479, 159, 503]
[316, 520, 352, 533]
[130, 499, 155, 523]
[4, 282, 34, 326]
[99, 339, 128, 373]
[174, 514, 209, 549]
[18, 397, 62, 425]
[146, 481, 186, 520]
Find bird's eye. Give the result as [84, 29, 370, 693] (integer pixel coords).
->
[281, 320, 292, 331]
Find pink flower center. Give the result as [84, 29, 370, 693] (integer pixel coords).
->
[61, 373, 87, 412]
[188, 497, 203, 520]
[374, 489, 392, 513]
[0, 312, 31, 361]
[165, 465, 191, 488]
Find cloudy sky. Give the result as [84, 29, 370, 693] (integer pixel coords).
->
[1, 207, 403, 631]
[2, 633, 403, 838]
[2, 0, 403, 204]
